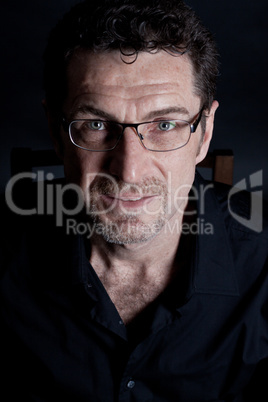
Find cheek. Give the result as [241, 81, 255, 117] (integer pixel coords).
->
[62, 147, 104, 190]
[164, 150, 197, 205]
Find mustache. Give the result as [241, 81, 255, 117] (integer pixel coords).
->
[89, 176, 167, 197]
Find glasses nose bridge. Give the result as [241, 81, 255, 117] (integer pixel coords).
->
[119, 122, 144, 145]
[121, 122, 140, 136]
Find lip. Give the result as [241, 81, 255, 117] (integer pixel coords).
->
[101, 194, 159, 209]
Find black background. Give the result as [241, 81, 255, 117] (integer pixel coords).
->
[1, 0, 267, 197]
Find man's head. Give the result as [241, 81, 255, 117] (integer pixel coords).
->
[43, 0, 219, 245]
[43, 0, 218, 121]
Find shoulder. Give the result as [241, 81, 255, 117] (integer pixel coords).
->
[194, 171, 268, 240]
[199, 177, 268, 300]
[0, 179, 73, 278]
[209, 179, 268, 286]
[194, 172, 268, 281]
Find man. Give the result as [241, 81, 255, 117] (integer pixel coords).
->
[1, 0, 267, 400]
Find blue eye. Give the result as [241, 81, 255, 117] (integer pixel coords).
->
[88, 121, 105, 130]
[158, 121, 176, 131]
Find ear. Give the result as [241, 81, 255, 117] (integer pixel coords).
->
[42, 99, 64, 160]
[195, 100, 219, 165]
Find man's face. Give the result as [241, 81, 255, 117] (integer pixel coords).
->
[54, 50, 217, 244]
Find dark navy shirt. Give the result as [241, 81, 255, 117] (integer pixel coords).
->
[1, 174, 268, 401]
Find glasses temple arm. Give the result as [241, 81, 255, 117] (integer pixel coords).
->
[190, 107, 204, 133]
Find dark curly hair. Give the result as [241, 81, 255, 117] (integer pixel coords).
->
[43, 0, 218, 120]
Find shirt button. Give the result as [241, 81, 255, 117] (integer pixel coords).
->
[127, 380, 135, 389]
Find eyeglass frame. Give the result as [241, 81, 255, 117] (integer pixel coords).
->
[61, 106, 205, 153]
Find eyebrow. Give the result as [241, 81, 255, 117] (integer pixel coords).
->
[71, 105, 117, 121]
[70, 104, 190, 122]
[144, 107, 190, 120]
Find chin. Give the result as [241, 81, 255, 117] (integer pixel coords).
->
[90, 215, 166, 245]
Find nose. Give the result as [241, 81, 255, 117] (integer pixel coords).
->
[107, 127, 150, 183]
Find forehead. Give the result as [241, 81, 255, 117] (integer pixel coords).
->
[64, 50, 199, 117]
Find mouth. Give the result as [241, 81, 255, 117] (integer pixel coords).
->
[101, 194, 159, 210]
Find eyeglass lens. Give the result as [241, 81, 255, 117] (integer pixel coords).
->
[70, 120, 192, 151]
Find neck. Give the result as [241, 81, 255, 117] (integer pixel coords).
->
[85, 203, 196, 325]
[87, 210, 188, 280]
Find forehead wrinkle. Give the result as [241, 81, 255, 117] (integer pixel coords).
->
[69, 92, 190, 122]
[67, 49, 196, 104]
[65, 51, 199, 121]
[80, 81, 182, 96]
[71, 87, 189, 109]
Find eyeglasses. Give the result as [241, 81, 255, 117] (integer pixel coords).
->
[61, 107, 204, 152]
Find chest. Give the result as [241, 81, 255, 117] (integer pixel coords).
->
[99, 276, 168, 324]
